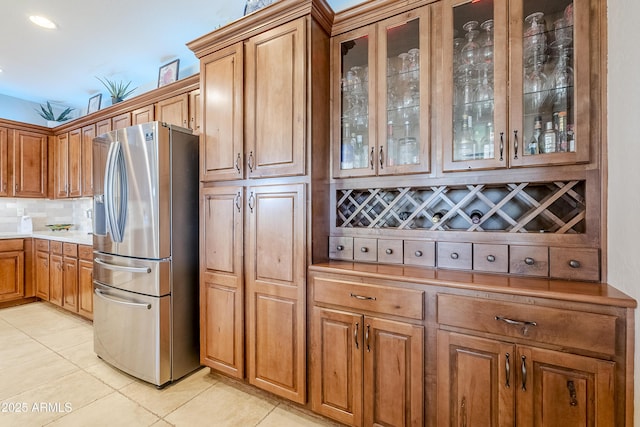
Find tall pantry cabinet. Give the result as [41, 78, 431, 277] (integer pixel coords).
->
[188, 0, 332, 404]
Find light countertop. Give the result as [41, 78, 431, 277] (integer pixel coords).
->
[0, 231, 93, 246]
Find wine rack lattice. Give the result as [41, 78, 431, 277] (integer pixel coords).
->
[336, 181, 586, 233]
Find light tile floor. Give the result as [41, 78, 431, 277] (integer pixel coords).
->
[0, 302, 340, 427]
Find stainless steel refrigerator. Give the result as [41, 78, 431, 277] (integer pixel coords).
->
[92, 122, 199, 387]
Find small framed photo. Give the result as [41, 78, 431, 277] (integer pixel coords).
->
[87, 93, 102, 114]
[158, 59, 180, 88]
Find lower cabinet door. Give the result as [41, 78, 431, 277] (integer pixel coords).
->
[0, 250, 24, 302]
[49, 254, 64, 307]
[310, 307, 363, 426]
[364, 317, 424, 427]
[62, 257, 78, 312]
[35, 251, 50, 300]
[437, 330, 515, 427]
[516, 346, 615, 427]
[78, 259, 93, 319]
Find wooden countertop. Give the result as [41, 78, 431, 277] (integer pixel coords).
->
[310, 261, 637, 309]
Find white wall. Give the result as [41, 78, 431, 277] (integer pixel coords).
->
[607, 0, 640, 423]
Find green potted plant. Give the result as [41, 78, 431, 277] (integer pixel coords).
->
[35, 101, 74, 126]
[96, 76, 137, 104]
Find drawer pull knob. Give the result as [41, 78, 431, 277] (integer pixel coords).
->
[360, 247, 368, 253]
[450, 252, 459, 260]
[350, 293, 376, 301]
[495, 315, 537, 335]
[524, 257, 535, 266]
[385, 248, 393, 255]
[487, 254, 496, 262]
[568, 260, 581, 269]
[336, 245, 344, 251]
[414, 250, 423, 257]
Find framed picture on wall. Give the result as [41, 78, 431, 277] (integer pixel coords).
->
[87, 93, 102, 114]
[158, 59, 180, 88]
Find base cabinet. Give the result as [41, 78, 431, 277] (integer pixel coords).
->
[0, 239, 25, 302]
[311, 307, 424, 426]
[437, 331, 616, 426]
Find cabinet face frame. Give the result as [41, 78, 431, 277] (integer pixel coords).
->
[67, 128, 82, 198]
[81, 125, 95, 196]
[0, 127, 8, 196]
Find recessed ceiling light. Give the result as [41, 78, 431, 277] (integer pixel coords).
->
[29, 15, 57, 30]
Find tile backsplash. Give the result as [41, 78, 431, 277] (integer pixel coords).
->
[0, 198, 92, 233]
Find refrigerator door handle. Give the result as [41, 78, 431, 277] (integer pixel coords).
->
[104, 141, 118, 241]
[94, 289, 151, 309]
[94, 258, 152, 274]
[115, 144, 128, 241]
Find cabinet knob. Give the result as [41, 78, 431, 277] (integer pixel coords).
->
[450, 252, 459, 260]
[360, 247, 368, 253]
[487, 254, 496, 263]
[385, 248, 393, 255]
[336, 245, 344, 251]
[524, 257, 535, 266]
[568, 260, 581, 269]
[414, 250, 423, 257]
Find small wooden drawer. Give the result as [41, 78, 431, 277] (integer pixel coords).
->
[313, 276, 424, 320]
[437, 294, 617, 355]
[509, 245, 548, 277]
[63, 243, 78, 258]
[35, 238, 50, 252]
[377, 239, 403, 264]
[473, 244, 508, 273]
[353, 238, 377, 263]
[404, 240, 435, 267]
[50, 240, 63, 255]
[78, 245, 93, 261]
[329, 237, 353, 261]
[437, 242, 472, 270]
[0, 239, 24, 252]
[550, 247, 600, 282]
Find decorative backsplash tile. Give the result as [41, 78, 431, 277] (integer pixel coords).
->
[0, 198, 92, 233]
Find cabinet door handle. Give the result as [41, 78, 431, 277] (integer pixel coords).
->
[234, 192, 241, 213]
[414, 250, 423, 257]
[350, 293, 376, 301]
[567, 380, 578, 406]
[569, 260, 581, 268]
[336, 245, 344, 251]
[370, 146, 375, 170]
[247, 151, 254, 172]
[248, 192, 255, 213]
[385, 248, 393, 255]
[379, 146, 384, 169]
[365, 324, 371, 352]
[360, 247, 368, 253]
[450, 252, 459, 260]
[460, 396, 467, 427]
[487, 254, 496, 262]
[354, 322, 359, 350]
[505, 353, 511, 388]
[235, 153, 241, 174]
[524, 257, 535, 266]
[495, 316, 537, 328]
[521, 355, 527, 391]
[499, 132, 504, 161]
[513, 130, 519, 160]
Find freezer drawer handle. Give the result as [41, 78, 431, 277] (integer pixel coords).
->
[94, 289, 151, 309]
[94, 258, 152, 274]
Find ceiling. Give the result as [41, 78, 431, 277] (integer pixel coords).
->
[0, 0, 360, 113]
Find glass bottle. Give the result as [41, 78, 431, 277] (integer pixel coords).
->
[542, 121, 558, 153]
[557, 111, 568, 152]
[432, 210, 448, 224]
[470, 210, 483, 224]
[481, 122, 494, 159]
[566, 123, 576, 152]
[386, 121, 396, 166]
[341, 123, 354, 169]
[458, 114, 476, 160]
[528, 115, 542, 155]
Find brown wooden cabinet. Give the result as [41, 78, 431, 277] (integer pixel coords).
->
[95, 118, 111, 136]
[81, 124, 95, 196]
[0, 239, 25, 302]
[12, 129, 48, 198]
[188, 89, 201, 134]
[49, 251, 64, 307]
[200, 185, 244, 377]
[54, 129, 82, 198]
[111, 112, 131, 130]
[156, 94, 189, 128]
[0, 126, 8, 196]
[78, 245, 93, 320]
[132, 104, 155, 125]
[35, 239, 50, 300]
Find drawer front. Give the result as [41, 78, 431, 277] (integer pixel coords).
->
[509, 245, 548, 277]
[313, 276, 424, 320]
[353, 238, 377, 262]
[437, 294, 617, 355]
[63, 243, 78, 258]
[377, 239, 403, 264]
[550, 247, 600, 282]
[473, 244, 508, 273]
[0, 239, 24, 252]
[329, 237, 353, 261]
[404, 240, 435, 267]
[35, 238, 50, 252]
[437, 242, 472, 270]
[50, 241, 63, 255]
[78, 245, 93, 261]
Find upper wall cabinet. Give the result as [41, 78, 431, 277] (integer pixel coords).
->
[54, 128, 82, 199]
[13, 129, 48, 198]
[0, 127, 8, 196]
[441, 0, 590, 171]
[332, 6, 431, 178]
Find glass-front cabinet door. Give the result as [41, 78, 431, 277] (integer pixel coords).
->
[331, 6, 430, 178]
[443, 0, 508, 172]
[510, 0, 589, 167]
[377, 8, 430, 176]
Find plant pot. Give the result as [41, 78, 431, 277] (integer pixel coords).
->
[111, 96, 123, 104]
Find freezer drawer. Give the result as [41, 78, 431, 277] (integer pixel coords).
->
[93, 282, 171, 386]
[93, 252, 170, 296]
